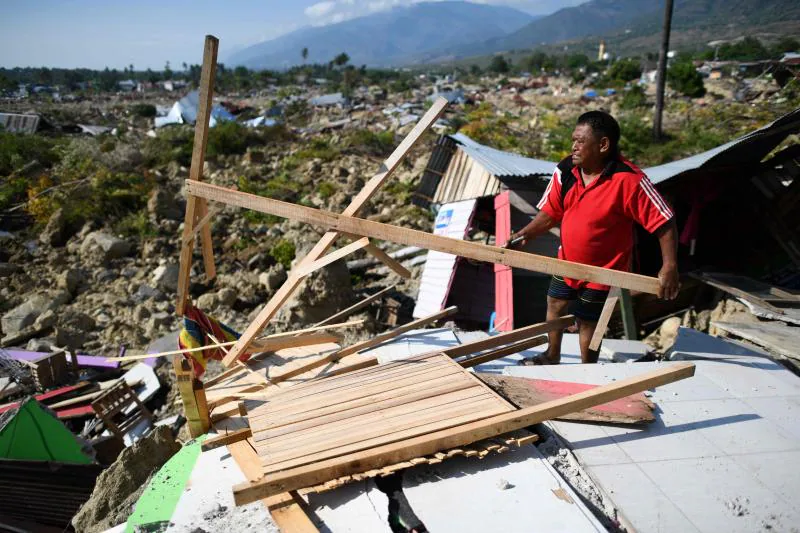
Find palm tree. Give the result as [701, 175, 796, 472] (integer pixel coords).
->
[301, 47, 308, 64]
[333, 52, 350, 68]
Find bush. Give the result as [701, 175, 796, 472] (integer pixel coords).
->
[343, 129, 395, 156]
[0, 131, 60, 176]
[115, 209, 157, 240]
[206, 121, 253, 157]
[270, 239, 295, 269]
[620, 85, 648, 109]
[668, 61, 706, 98]
[131, 104, 157, 118]
[318, 181, 337, 199]
[604, 58, 642, 86]
[142, 126, 194, 167]
[489, 55, 510, 74]
[294, 137, 339, 161]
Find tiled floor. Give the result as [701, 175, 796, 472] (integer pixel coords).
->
[503, 334, 800, 533]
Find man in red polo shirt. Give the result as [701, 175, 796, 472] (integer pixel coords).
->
[509, 111, 679, 364]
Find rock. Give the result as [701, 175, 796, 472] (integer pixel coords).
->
[134, 284, 162, 302]
[147, 188, 183, 221]
[147, 311, 172, 333]
[151, 263, 180, 292]
[1, 291, 69, 336]
[80, 232, 132, 261]
[217, 287, 237, 307]
[59, 310, 96, 332]
[644, 316, 681, 353]
[40, 208, 68, 247]
[0, 263, 21, 278]
[275, 258, 354, 327]
[132, 305, 151, 322]
[72, 425, 180, 533]
[196, 292, 218, 310]
[58, 268, 84, 295]
[34, 309, 58, 330]
[263, 264, 287, 291]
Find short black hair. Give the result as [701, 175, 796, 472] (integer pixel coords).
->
[576, 111, 620, 155]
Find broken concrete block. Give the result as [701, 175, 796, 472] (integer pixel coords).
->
[151, 263, 180, 292]
[196, 292, 218, 310]
[1, 291, 69, 336]
[80, 231, 132, 261]
[216, 287, 237, 307]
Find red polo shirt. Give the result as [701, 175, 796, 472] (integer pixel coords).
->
[537, 155, 674, 291]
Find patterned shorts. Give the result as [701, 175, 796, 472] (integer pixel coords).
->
[547, 275, 609, 322]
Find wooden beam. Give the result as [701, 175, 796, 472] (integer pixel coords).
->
[232, 361, 696, 503]
[187, 180, 662, 295]
[201, 428, 252, 451]
[173, 355, 209, 437]
[459, 335, 548, 368]
[444, 316, 574, 359]
[182, 202, 223, 247]
[362, 243, 411, 278]
[255, 306, 458, 385]
[294, 237, 370, 278]
[220, 98, 449, 367]
[312, 285, 396, 328]
[176, 35, 220, 316]
[589, 287, 621, 351]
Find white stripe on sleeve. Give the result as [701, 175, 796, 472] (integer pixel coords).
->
[639, 178, 673, 220]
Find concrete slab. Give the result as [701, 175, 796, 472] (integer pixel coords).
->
[502, 358, 800, 533]
[667, 326, 769, 359]
[362, 328, 460, 363]
[599, 338, 650, 362]
[310, 443, 605, 533]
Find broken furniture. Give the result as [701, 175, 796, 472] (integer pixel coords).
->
[91, 379, 153, 442]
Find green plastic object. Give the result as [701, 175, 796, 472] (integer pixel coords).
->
[125, 436, 206, 532]
[0, 398, 93, 464]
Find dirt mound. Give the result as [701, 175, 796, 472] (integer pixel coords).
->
[72, 425, 181, 533]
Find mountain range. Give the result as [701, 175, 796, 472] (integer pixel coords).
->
[227, 2, 535, 69]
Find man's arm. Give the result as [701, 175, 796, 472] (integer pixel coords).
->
[654, 220, 680, 300]
[507, 210, 557, 248]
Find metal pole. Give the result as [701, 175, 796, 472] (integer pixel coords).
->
[653, 0, 674, 141]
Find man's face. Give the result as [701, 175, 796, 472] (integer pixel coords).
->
[571, 123, 608, 169]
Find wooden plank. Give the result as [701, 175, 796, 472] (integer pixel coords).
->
[202, 428, 252, 451]
[214, 416, 318, 533]
[476, 374, 655, 424]
[294, 237, 370, 278]
[312, 285, 396, 327]
[362, 243, 411, 278]
[691, 272, 785, 314]
[260, 306, 458, 382]
[445, 316, 573, 359]
[232, 362, 695, 503]
[220, 99, 448, 367]
[177, 35, 219, 315]
[187, 180, 662, 295]
[712, 321, 800, 361]
[182, 202, 223, 246]
[589, 287, 621, 351]
[458, 335, 548, 368]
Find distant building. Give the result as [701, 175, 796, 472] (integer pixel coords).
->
[117, 79, 137, 92]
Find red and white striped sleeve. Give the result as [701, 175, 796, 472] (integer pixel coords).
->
[625, 174, 674, 233]
[536, 167, 564, 222]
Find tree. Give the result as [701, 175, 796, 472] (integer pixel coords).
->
[333, 52, 350, 68]
[301, 47, 309, 63]
[771, 36, 800, 57]
[607, 58, 642, 83]
[469, 64, 482, 76]
[488, 55, 510, 74]
[668, 60, 705, 98]
[164, 61, 173, 80]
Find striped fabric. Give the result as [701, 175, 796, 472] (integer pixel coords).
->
[178, 304, 251, 377]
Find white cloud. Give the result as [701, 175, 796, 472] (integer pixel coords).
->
[304, 1, 337, 18]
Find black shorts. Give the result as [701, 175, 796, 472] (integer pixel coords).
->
[547, 275, 609, 322]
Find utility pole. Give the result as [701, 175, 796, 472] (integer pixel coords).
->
[653, 0, 674, 141]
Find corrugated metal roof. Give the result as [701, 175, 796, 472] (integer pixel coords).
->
[645, 107, 800, 184]
[450, 133, 555, 179]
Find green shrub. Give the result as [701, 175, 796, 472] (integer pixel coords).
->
[131, 104, 157, 118]
[206, 121, 252, 157]
[0, 131, 60, 176]
[141, 126, 194, 167]
[343, 129, 395, 156]
[620, 85, 648, 109]
[0, 175, 27, 211]
[115, 209, 157, 239]
[668, 61, 706, 98]
[318, 181, 337, 199]
[295, 137, 339, 161]
[270, 239, 295, 269]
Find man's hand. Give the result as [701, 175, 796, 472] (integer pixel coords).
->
[658, 263, 680, 300]
[503, 234, 526, 249]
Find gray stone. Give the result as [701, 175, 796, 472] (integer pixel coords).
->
[57, 268, 84, 295]
[196, 292, 218, 310]
[132, 305, 151, 322]
[0, 263, 21, 278]
[40, 208, 67, 247]
[147, 188, 183, 221]
[34, 309, 58, 330]
[80, 231, 132, 261]
[216, 287, 237, 307]
[264, 264, 287, 291]
[59, 310, 96, 332]
[152, 263, 180, 292]
[134, 284, 162, 302]
[147, 311, 172, 334]
[1, 291, 69, 336]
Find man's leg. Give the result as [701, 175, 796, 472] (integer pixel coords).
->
[577, 320, 600, 363]
[575, 288, 609, 364]
[542, 295, 571, 364]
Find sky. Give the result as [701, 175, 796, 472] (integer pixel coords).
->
[1, 0, 586, 70]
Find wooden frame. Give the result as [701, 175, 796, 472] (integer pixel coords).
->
[91, 380, 153, 439]
[232, 361, 695, 503]
[589, 287, 621, 351]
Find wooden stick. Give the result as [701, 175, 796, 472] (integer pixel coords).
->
[177, 35, 220, 315]
[220, 98, 449, 367]
[232, 362, 696, 503]
[312, 285, 396, 328]
[187, 180, 662, 295]
[362, 243, 411, 278]
[201, 428, 252, 451]
[589, 287, 621, 351]
[182, 203, 223, 247]
[458, 335, 548, 368]
[294, 238, 370, 278]
[107, 321, 360, 362]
